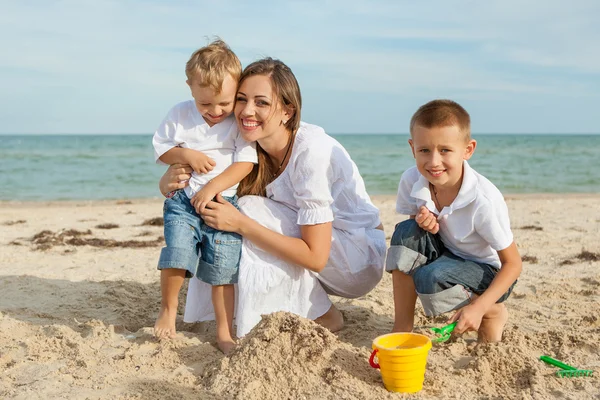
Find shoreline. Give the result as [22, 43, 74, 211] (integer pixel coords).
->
[1, 192, 599, 207]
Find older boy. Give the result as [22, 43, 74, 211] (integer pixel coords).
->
[387, 99, 522, 342]
[152, 40, 257, 353]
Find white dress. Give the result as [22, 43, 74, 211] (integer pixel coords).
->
[183, 122, 386, 337]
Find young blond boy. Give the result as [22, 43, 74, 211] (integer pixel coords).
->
[386, 99, 522, 342]
[152, 40, 257, 353]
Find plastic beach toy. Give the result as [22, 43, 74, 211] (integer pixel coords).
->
[430, 321, 457, 343]
[369, 333, 432, 393]
[539, 355, 594, 377]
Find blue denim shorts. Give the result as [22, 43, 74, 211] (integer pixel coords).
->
[157, 190, 242, 285]
[385, 219, 515, 316]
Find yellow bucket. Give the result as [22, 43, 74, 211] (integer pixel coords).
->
[369, 332, 432, 393]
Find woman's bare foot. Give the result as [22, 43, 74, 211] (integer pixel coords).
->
[154, 306, 177, 339]
[315, 305, 344, 332]
[478, 303, 509, 343]
[217, 339, 237, 355]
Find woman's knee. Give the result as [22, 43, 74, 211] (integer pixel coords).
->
[238, 195, 300, 237]
[237, 195, 266, 215]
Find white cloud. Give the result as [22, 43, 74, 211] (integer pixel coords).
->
[0, 0, 598, 133]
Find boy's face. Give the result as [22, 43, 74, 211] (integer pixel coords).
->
[187, 74, 237, 126]
[409, 124, 476, 190]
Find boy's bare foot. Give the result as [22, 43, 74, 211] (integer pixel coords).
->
[478, 303, 508, 343]
[217, 339, 237, 355]
[154, 306, 177, 339]
[315, 305, 344, 332]
[391, 323, 413, 333]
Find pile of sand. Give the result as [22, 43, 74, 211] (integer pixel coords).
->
[202, 312, 390, 399]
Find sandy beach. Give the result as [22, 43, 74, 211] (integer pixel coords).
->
[1, 194, 599, 399]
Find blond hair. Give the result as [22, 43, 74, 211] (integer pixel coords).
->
[410, 99, 471, 141]
[185, 39, 241, 93]
[237, 58, 302, 197]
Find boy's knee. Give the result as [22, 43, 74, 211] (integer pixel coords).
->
[413, 265, 453, 294]
[390, 219, 421, 246]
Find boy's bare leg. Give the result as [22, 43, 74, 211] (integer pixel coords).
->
[392, 270, 418, 332]
[213, 284, 236, 355]
[478, 302, 509, 343]
[315, 304, 344, 332]
[155, 269, 186, 339]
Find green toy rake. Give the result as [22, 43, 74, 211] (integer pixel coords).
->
[539, 355, 594, 377]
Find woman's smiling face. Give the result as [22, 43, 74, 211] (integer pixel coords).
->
[234, 74, 291, 143]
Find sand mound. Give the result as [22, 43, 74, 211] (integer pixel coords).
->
[203, 312, 395, 400]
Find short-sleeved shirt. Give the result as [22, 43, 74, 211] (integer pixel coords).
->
[152, 100, 258, 198]
[266, 122, 381, 231]
[395, 161, 513, 268]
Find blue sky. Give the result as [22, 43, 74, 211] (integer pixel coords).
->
[1, 1, 599, 134]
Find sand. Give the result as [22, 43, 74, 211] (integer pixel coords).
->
[1, 194, 599, 399]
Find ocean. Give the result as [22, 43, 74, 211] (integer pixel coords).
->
[1, 134, 598, 201]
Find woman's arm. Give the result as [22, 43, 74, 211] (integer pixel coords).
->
[158, 164, 193, 196]
[201, 194, 332, 272]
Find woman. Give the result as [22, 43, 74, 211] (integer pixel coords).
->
[159, 58, 386, 337]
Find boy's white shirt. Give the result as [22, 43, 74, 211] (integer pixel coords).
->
[153, 100, 258, 198]
[395, 160, 513, 268]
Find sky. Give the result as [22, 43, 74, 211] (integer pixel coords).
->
[1, 0, 599, 135]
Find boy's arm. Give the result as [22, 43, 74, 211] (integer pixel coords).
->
[450, 242, 522, 333]
[473, 242, 521, 309]
[159, 147, 216, 174]
[190, 162, 254, 212]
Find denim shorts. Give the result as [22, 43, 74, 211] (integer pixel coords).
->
[157, 190, 242, 285]
[385, 219, 515, 316]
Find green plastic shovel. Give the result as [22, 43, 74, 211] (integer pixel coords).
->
[430, 321, 458, 343]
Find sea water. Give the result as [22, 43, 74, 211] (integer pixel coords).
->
[1, 133, 598, 201]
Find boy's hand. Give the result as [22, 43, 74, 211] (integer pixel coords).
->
[190, 185, 219, 214]
[415, 206, 439, 234]
[448, 302, 487, 334]
[187, 150, 216, 174]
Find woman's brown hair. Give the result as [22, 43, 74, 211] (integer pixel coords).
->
[236, 58, 302, 197]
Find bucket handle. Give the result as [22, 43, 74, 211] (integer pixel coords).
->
[369, 349, 380, 369]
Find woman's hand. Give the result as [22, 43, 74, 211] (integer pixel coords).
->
[200, 194, 245, 233]
[159, 164, 192, 197]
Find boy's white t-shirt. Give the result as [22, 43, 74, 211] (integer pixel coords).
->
[153, 100, 258, 198]
[395, 161, 513, 268]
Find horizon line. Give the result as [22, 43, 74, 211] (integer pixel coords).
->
[2, 131, 600, 136]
